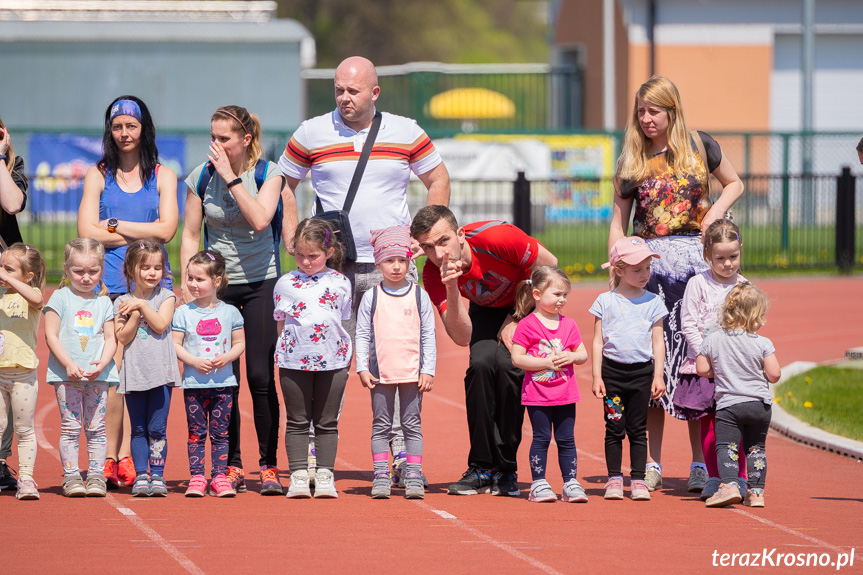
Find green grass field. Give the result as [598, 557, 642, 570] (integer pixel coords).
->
[775, 365, 863, 441]
[17, 220, 863, 282]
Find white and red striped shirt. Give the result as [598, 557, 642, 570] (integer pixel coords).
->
[279, 109, 442, 263]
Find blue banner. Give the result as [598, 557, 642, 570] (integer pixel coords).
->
[28, 134, 186, 216]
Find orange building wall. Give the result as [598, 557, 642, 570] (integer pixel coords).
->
[628, 44, 772, 132]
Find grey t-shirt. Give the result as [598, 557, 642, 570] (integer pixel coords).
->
[114, 287, 181, 394]
[700, 329, 775, 410]
[184, 161, 283, 284]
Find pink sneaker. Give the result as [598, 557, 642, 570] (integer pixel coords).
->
[209, 474, 237, 497]
[630, 479, 651, 501]
[604, 476, 624, 500]
[185, 475, 207, 497]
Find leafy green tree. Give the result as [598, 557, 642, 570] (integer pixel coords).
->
[277, 0, 549, 67]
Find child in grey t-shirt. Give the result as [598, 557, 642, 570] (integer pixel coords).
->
[697, 282, 781, 509]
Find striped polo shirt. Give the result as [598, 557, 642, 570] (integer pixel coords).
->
[279, 109, 442, 263]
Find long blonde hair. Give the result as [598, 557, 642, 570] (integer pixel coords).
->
[61, 238, 108, 296]
[720, 282, 768, 334]
[211, 106, 262, 172]
[616, 76, 705, 184]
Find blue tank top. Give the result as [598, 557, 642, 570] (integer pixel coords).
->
[99, 168, 173, 293]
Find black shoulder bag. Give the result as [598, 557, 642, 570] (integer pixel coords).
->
[313, 111, 382, 262]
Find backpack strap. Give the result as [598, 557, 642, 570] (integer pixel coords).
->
[196, 162, 217, 250]
[197, 159, 282, 275]
[257, 159, 284, 276]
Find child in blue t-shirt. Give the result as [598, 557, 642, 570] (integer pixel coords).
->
[44, 239, 117, 497]
[590, 237, 668, 502]
[172, 251, 244, 497]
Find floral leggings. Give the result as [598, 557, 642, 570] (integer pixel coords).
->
[0, 367, 38, 477]
[54, 381, 109, 477]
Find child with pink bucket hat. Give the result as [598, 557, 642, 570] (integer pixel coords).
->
[354, 225, 436, 499]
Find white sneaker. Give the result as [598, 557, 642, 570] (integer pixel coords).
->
[561, 479, 588, 503]
[286, 470, 312, 499]
[528, 479, 557, 502]
[16, 476, 40, 500]
[313, 468, 338, 499]
[644, 467, 662, 491]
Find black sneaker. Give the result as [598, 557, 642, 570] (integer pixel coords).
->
[0, 460, 17, 490]
[447, 467, 492, 495]
[492, 471, 520, 497]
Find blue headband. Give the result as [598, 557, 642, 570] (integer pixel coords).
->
[110, 100, 142, 122]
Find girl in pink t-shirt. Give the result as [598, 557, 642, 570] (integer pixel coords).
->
[511, 265, 588, 503]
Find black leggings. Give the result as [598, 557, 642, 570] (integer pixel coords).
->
[601, 357, 653, 480]
[223, 278, 279, 469]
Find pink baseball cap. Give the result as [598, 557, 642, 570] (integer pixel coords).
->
[602, 236, 660, 269]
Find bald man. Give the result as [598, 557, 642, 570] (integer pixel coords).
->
[278, 56, 450, 487]
[280, 56, 450, 335]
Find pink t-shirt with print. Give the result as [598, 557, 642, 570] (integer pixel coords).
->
[512, 313, 583, 406]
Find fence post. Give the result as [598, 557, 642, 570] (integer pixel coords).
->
[513, 171, 532, 236]
[835, 166, 856, 274]
[781, 134, 790, 250]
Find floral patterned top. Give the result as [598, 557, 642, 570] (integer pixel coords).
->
[618, 131, 722, 239]
[272, 269, 352, 371]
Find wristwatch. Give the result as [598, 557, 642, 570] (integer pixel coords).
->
[107, 218, 119, 233]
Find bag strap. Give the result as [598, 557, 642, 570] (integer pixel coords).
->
[197, 159, 281, 274]
[316, 111, 382, 215]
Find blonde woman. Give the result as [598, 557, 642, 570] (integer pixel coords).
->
[608, 76, 744, 493]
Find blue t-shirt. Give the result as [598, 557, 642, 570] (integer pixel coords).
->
[589, 289, 668, 364]
[172, 301, 244, 388]
[43, 289, 119, 384]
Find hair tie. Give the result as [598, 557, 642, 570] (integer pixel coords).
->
[525, 279, 532, 285]
[217, 108, 249, 134]
[736, 232, 741, 243]
[324, 229, 330, 247]
[24, 245, 30, 251]
[140, 242, 145, 249]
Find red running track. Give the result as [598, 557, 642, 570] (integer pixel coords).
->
[3, 276, 862, 574]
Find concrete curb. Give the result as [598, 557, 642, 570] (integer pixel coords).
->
[770, 361, 863, 461]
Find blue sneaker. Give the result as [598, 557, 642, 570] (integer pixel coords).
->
[492, 471, 520, 497]
[447, 467, 492, 495]
[149, 474, 168, 497]
[131, 474, 150, 497]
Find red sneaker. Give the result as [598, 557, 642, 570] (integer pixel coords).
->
[117, 457, 136, 486]
[103, 458, 120, 490]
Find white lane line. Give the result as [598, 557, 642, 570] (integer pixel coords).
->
[730, 508, 846, 553]
[430, 509, 456, 520]
[35, 401, 207, 575]
[334, 455, 562, 574]
[411, 500, 564, 575]
[423, 362, 850, 556]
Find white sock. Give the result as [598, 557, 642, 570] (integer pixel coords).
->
[646, 462, 662, 473]
[690, 462, 707, 472]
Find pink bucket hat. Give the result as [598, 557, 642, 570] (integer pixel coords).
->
[369, 225, 413, 265]
[602, 236, 660, 269]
